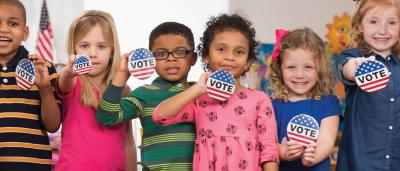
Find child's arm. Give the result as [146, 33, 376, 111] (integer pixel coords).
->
[279, 141, 304, 161]
[257, 94, 280, 169]
[30, 55, 61, 132]
[156, 72, 209, 117]
[262, 162, 278, 171]
[96, 52, 140, 125]
[57, 55, 77, 94]
[301, 115, 339, 167]
[125, 121, 137, 171]
[342, 56, 375, 81]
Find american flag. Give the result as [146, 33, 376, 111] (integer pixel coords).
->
[206, 70, 235, 101]
[287, 114, 319, 146]
[16, 59, 35, 90]
[36, 0, 55, 62]
[355, 60, 390, 93]
[73, 56, 92, 75]
[128, 48, 156, 80]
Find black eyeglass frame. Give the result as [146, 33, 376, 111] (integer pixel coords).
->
[153, 50, 194, 60]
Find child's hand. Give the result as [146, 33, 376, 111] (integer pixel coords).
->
[63, 54, 78, 77]
[117, 51, 132, 76]
[29, 55, 50, 88]
[280, 141, 304, 161]
[301, 142, 317, 167]
[342, 56, 375, 81]
[194, 72, 211, 95]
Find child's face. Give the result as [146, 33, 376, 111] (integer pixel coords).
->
[0, 3, 28, 60]
[205, 30, 250, 79]
[361, 5, 400, 57]
[74, 24, 112, 78]
[281, 48, 317, 101]
[152, 34, 196, 82]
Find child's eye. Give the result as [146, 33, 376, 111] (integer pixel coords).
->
[80, 44, 89, 49]
[369, 20, 377, 24]
[8, 21, 18, 27]
[217, 47, 224, 52]
[389, 20, 398, 25]
[235, 49, 245, 55]
[98, 44, 107, 49]
[305, 65, 314, 69]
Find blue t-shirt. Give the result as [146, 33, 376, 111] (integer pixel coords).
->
[273, 95, 340, 171]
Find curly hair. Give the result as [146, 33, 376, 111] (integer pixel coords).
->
[349, 0, 400, 54]
[268, 28, 336, 101]
[197, 14, 258, 73]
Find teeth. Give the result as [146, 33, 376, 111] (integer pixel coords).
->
[0, 37, 11, 42]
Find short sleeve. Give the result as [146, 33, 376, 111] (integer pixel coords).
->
[256, 93, 280, 164]
[321, 95, 341, 118]
[152, 99, 196, 126]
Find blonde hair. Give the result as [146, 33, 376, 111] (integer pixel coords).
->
[350, 0, 400, 54]
[66, 10, 121, 108]
[268, 28, 336, 101]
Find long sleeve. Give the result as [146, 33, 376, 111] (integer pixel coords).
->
[96, 83, 142, 125]
[336, 48, 365, 86]
[152, 100, 196, 126]
[257, 94, 279, 164]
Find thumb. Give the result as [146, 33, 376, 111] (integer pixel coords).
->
[368, 55, 376, 61]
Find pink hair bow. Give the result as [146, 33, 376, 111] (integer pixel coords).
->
[271, 29, 289, 61]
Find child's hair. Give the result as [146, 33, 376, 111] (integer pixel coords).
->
[197, 14, 258, 73]
[0, 0, 26, 24]
[350, 0, 400, 54]
[268, 27, 335, 101]
[149, 22, 195, 51]
[66, 10, 121, 108]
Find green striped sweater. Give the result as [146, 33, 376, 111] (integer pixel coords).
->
[96, 77, 195, 170]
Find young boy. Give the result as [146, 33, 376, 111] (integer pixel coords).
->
[0, 0, 61, 170]
[96, 22, 197, 170]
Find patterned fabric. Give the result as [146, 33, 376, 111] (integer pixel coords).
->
[153, 89, 279, 171]
[96, 77, 196, 170]
[0, 46, 60, 171]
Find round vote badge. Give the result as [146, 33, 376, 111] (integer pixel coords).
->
[128, 48, 156, 80]
[16, 59, 35, 90]
[73, 56, 92, 75]
[287, 114, 319, 146]
[355, 60, 390, 93]
[206, 70, 236, 101]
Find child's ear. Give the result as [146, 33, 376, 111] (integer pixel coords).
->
[204, 55, 210, 65]
[245, 60, 251, 72]
[191, 52, 198, 66]
[22, 26, 29, 41]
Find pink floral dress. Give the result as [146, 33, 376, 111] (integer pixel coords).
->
[153, 88, 279, 171]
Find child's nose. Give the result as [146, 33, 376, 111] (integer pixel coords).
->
[378, 24, 388, 35]
[224, 53, 235, 61]
[0, 23, 10, 33]
[89, 48, 97, 57]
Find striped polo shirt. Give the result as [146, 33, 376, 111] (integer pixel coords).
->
[0, 46, 60, 171]
[97, 77, 196, 171]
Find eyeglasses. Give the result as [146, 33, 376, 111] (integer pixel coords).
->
[153, 50, 193, 60]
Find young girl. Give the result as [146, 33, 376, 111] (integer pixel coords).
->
[152, 14, 279, 171]
[268, 28, 340, 171]
[336, 0, 400, 170]
[55, 10, 136, 171]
